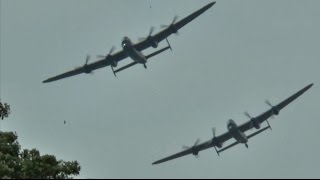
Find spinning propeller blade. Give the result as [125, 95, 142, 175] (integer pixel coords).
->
[161, 15, 179, 28]
[139, 26, 155, 41]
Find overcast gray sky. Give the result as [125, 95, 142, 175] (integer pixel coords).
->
[1, 0, 320, 178]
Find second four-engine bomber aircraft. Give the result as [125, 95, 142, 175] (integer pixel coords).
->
[152, 83, 313, 165]
[43, 2, 216, 83]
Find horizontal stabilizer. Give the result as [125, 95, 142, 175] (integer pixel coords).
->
[114, 46, 171, 75]
[114, 62, 138, 74]
[218, 126, 270, 154]
[145, 46, 171, 59]
[217, 141, 239, 154]
[247, 126, 270, 139]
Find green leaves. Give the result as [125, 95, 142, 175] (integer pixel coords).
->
[0, 132, 81, 179]
[0, 103, 10, 120]
[0, 102, 81, 178]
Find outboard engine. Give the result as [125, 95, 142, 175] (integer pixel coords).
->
[272, 107, 280, 116]
[192, 150, 199, 156]
[265, 100, 279, 116]
[83, 65, 91, 74]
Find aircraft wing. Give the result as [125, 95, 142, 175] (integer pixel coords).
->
[152, 131, 233, 165]
[239, 83, 313, 132]
[152, 141, 212, 165]
[134, 2, 216, 52]
[43, 51, 127, 83]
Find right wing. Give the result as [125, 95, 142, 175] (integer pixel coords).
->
[43, 50, 127, 83]
[134, 2, 216, 52]
[238, 83, 313, 133]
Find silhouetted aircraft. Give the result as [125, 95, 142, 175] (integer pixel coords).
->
[152, 83, 313, 165]
[43, 2, 216, 83]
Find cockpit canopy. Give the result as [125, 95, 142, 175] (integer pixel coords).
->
[227, 119, 237, 130]
[122, 37, 131, 47]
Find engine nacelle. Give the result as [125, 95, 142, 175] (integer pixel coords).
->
[212, 138, 223, 148]
[251, 118, 261, 129]
[216, 141, 223, 148]
[192, 151, 199, 156]
[83, 65, 92, 74]
[110, 60, 118, 67]
[272, 107, 280, 116]
[169, 24, 178, 34]
[147, 37, 158, 48]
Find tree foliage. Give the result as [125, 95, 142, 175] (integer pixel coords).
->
[0, 103, 81, 179]
[0, 102, 10, 120]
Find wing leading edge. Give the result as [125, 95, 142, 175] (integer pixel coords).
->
[239, 83, 314, 132]
[43, 51, 127, 83]
[134, 1, 216, 51]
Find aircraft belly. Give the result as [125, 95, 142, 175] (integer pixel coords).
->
[231, 130, 248, 144]
[124, 46, 146, 64]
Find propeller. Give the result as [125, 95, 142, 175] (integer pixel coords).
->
[264, 100, 276, 130]
[96, 46, 117, 77]
[138, 26, 155, 42]
[161, 15, 179, 28]
[211, 127, 220, 156]
[161, 15, 179, 35]
[265, 100, 274, 119]
[97, 46, 116, 59]
[212, 127, 216, 138]
[75, 54, 93, 74]
[265, 100, 273, 108]
[245, 111, 260, 129]
[182, 138, 201, 157]
[244, 111, 252, 119]
[265, 100, 279, 118]
[85, 54, 90, 65]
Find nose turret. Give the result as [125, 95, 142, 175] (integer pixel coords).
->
[227, 119, 236, 130]
[122, 36, 131, 47]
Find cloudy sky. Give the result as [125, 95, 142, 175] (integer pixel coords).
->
[1, 0, 320, 178]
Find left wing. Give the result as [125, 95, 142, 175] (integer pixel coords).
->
[152, 140, 212, 165]
[152, 131, 233, 165]
[239, 83, 313, 132]
[43, 50, 127, 83]
[134, 2, 216, 52]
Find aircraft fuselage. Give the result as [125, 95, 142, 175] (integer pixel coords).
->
[122, 37, 147, 64]
[227, 119, 248, 144]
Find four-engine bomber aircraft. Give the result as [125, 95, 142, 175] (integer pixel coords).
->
[152, 83, 314, 165]
[43, 2, 216, 83]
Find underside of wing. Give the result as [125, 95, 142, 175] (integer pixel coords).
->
[152, 148, 194, 165]
[153, 131, 233, 165]
[134, 2, 216, 52]
[43, 50, 128, 83]
[43, 59, 109, 83]
[43, 67, 87, 83]
[256, 83, 313, 125]
[238, 84, 313, 132]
